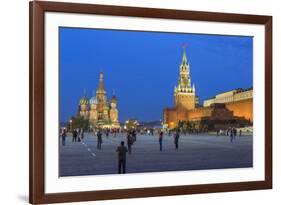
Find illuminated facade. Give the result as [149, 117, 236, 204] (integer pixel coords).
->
[203, 88, 253, 107]
[163, 48, 252, 130]
[78, 72, 120, 128]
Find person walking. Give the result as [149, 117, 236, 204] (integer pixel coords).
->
[127, 132, 133, 154]
[61, 129, 67, 146]
[97, 130, 103, 149]
[174, 131, 180, 150]
[116, 141, 128, 174]
[159, 131, 164, 151]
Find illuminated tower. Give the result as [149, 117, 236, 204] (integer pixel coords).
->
[89, 95, 98, 127]
[109, 95, 120, 128]
[96, 72, 109, 122]
[174, 46, 196, 110]
[79, 95, 89, 119]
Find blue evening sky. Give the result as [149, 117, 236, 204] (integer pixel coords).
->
[59, 27, 253, 123]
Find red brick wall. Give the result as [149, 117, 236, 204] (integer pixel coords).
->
[225, 99, 253, 122]
[186, 107, 212, 121]
[164, 98, 253, 128]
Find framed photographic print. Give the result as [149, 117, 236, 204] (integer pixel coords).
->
[29, 1, 272, 204]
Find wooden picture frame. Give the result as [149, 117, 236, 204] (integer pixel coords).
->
[29, 1, 272, 204]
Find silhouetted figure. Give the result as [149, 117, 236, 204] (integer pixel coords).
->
[81, 128, 84, 139]
[116, 141, 128, 174]
[127, 133, 133, 154]
[159, 131, 164, 151]
[97, 130, 103, 149]
[233, 128, 237, 139]
[239, 129, 242, 136]
[132, 130, 137, 142]
[174, 131, 180, 149]
[61, 129, 66, 146]
[72, 129, 78, 142]
[106, 129, 109, 138]
[230, 128, 234, 143]
[77, 128, 81, 142]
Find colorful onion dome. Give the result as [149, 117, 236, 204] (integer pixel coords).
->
[110, 95, 117, 103]
[79, 96, 88, 105]
[89, 96, 98, 104]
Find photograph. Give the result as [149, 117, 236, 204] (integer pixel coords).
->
[59, 27, 253, 177]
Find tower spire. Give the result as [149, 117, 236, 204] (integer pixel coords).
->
[97, 72, 105, 93]
[177, 45, 191, 90]
[173, 45, 196, 111]
[181, 43, 188, 65]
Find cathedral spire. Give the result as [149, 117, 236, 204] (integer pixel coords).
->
[96, 72, 105, 93]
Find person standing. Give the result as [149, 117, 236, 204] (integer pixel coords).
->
[230, 128, 234, 143]
[72, 129, 78, 142]
[239, 129, 242, 136]
[97, 130, 103, 149]
[127, 132, 133, 154]
[159, 131, 164, 151]
[77, 128, 81, 142]
[174, 131, 180, 150]
[61, 129, 67, 146]
[81, 128, 84, 139]
[233, 128, 237, 140]
[116, 141, 128, 174]
[132, 130, 137, 142]
[72, 129, 75, 142]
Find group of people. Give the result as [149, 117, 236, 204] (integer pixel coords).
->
[227, 127, 241, 143]
[126, 130, 137, 154]
[159, 130, 180, 151]
[216, 127, 242, 142]
[61, 128, 182, 174]
[72, 128, 84, 142]
[61, 128, 84, 146]
[116, 129, 181, 174]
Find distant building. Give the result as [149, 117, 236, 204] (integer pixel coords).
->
[163, 47, 252, 130]
[78, 72, 120, 129]
[203, 88, 253, 123]
[203, 88, 253, 107]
